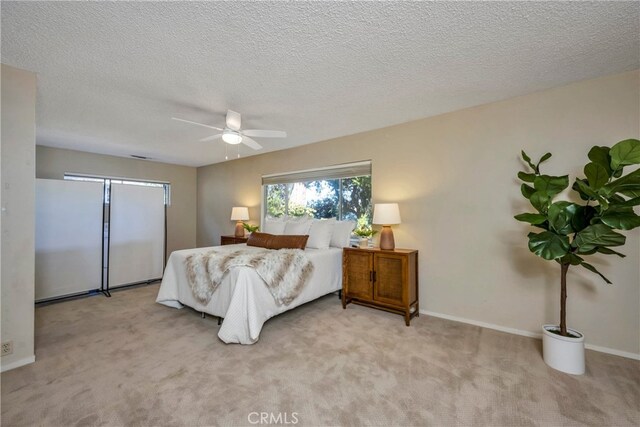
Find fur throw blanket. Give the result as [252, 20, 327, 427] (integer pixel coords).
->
[185, 248, 314, 306]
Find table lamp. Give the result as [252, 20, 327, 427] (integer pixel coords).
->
[231, 207, 250, 237]
[373, 203, 401, 250]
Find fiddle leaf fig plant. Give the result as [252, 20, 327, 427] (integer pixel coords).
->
[515, 139, 640, 337]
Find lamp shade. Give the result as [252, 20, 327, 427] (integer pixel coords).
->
[230, 207, 249, 221]
[373, 203, 401, 225]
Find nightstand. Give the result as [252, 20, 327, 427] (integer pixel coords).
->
[220, 235, 249, 245]
[342, 247, 419, 326]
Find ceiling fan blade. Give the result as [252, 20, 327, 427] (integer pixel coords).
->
[241, 136, 262, 150]
[242, 129, 287, 138]
[172, 117, 223, 131]
[226, 110, 241, 131]
[199, 134, 223, 142]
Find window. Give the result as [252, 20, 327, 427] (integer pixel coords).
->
[262, 161, 372, 224]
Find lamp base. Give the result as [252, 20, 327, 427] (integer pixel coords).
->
[234, 221, 245, 238]
[379, 226, 395, 250]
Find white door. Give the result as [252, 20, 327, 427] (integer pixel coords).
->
[108, 183, 165, 287]
[35, 179, 104, 300]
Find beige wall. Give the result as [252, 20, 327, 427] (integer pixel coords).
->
[198, 70, 640, 355]
[36, 147, 197, 256]
[1, 64, 37, 371]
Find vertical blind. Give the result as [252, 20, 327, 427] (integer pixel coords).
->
[261, 160, 372, 185]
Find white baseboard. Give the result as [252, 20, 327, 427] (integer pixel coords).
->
[1, 355, 36, 373]
[421, 310, 640, 361]
[584, 343, 640, 360]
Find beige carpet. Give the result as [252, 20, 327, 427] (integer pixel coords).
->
[1, 284, 638, 427]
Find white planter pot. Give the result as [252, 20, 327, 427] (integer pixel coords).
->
[542, 324, 585, 375]
[358, 238, 369, 248]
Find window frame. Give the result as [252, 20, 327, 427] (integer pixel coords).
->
[261, 161, 372, 226]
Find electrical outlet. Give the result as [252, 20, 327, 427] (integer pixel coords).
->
[1, 341, 13, 356]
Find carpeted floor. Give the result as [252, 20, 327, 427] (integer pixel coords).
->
[1, 284, 639, 426]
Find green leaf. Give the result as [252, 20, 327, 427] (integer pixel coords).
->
[588, 146, 613, 176]
[574, 178, 597, 200]
[600, 210, 640, 230]
[548, 201, 580, 235]
[619, 189, 640, 199]
[521, 183, 535, 199]
[603, 169, 640, 195]
[574, 224, 626, 252]
[596, 195, 610, 211]
[572, 179, 593, 201]
[597, 247, 626, 257]
[527, 231, 570, 260]
[539, 152, 552, 164]
[532, 221, 550, 230]
[242, 223, 260, 233]
[610, 139, 640, 170]
[521, 150, 536, 171]
[584, 162, 610, 190]
[570, 205, 595, 233]
[580, 262, 612, 284]
[577, 247, 598, 255]
[534, 175, 569, 197]
[517, 171, 536, 183]
[559, 253, 584, 266]
[514, 213, 547, 225]
[529, 192, 550, 213]
[616, 196, 640, 208]
[607, 194, 626, 204]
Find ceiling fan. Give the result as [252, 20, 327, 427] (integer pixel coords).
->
[172, 109, 286, 150]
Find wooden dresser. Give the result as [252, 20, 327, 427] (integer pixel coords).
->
[342, 247, 419, 326]
[220, 235, 249, 245]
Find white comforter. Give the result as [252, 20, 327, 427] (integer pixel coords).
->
[156, 244, 343, 344]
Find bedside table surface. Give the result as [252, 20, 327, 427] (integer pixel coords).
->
[343, 247, 417, 254]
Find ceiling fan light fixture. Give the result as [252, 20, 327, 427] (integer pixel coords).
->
[174, 110, 276, 151]
[222, 130, 242, 145]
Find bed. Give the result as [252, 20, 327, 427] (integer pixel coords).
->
[156, 243, 343, 344]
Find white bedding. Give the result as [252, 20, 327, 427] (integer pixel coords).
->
[156, 244, 343, 344]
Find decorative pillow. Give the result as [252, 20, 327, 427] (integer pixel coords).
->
[306, 219, 336, 249]
[269, 234, 309, 250]
[246, 232, 309, 250]
[284, 219, 312, 235]
[330, 220, 356, 248]
[263, 218, 287, 235]
[246, 232, 273, 248]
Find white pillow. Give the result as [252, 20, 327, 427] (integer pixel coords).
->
[263, 218, 286, 235]
[284, 218, 312, 235]
[306, 219, 336, 249]
[331, 220, 356, 248]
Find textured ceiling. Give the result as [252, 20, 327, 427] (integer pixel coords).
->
[2, 1, 639, 167]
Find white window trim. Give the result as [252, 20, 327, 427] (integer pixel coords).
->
[260, 160, 372, 226]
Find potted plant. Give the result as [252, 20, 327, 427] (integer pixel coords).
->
[354, 226, 378, 248]
[515, 138, 639, 375]
[242, 223, 260, 235]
